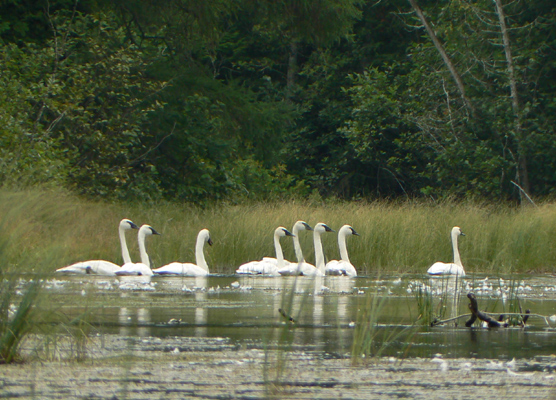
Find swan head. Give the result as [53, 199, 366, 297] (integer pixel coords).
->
[275, 227, 295, 237]
[452, 226, 465, 237]
[314, 222, 334, 234]
[294, 221, 313, 232]
[199, 229, 213, 246]
[120, 219, 139, 230]
[139, 224, 161, 236]
[340, 224, 359, 236]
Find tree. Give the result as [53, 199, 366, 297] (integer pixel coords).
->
[342, 0, 556, 200]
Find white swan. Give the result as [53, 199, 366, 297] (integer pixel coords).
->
[312, 222, 335, 276]
[236, 226, 294, 275]
[56, 219, 139, 276]
[325, 224, 359, 276]
[153, 229, 213, 276]
[427, 226, 466, 276]
[116, 224, 160, 276]
[277, 221, 317, 276]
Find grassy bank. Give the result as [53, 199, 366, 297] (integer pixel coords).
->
[1, 188, 556, 275]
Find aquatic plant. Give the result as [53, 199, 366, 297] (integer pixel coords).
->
[0, 191, 94, 363]
[0, 202, 45, 363]
[0, 278, 41, 363]
[262, 277, 300, 396]
[351, 276, 416, 364]
[413, 283, 435, 326]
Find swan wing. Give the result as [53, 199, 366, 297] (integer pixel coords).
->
[263, 257, 295, 267]
[116, 262, 153, 276]
[236, 261, 259, 274]
[427, 262, 465, 276]
[153, 263, 208, 277]
[56, 260, 121, 276]
[278, 261, 319, 276]
[299, 261, 321, 276]
[325, 260, 357, 276]
[278, 262, 301, 275]
[236, 261, 279, 275]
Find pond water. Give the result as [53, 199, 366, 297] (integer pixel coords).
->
[39, 273, 556, 360]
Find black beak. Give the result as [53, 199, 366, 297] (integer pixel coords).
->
[324, 224, 335, 233]
[283, 228, 295, 237]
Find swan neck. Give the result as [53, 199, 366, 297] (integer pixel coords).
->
[119, 225, 132, 264]
[195, 235, 209, 272]
[138, 230, 150, 268]
[338, 231, 350, 262]
[313, 231, 326, 272]
[274, 233, 285, 267]
[452, 231, 462, 266]
[292, 234, 304, 262]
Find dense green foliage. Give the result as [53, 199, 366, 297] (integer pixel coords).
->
[1, 0, 555, 203]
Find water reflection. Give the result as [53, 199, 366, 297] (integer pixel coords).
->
[118, 307, 131, 336]
[137, 308, 150, 337]
[426, 275, 466, 323]
[194, 276, 208, 337]
[46, 274, 556, 359]
[117, 307, 151, 337]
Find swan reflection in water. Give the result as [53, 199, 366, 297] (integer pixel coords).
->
[118, 306, 151, 337]
[194, 276, 208, 337]
[428, 274, 466, 322]
[137, 308, 151, 337]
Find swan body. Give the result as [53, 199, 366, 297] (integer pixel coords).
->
[153, 229, 213, 276]
[116, 225, 160, 276]
[427, 226, 466, 276]
[236, 227, 294, 275]
[311, 222, 335, 276]
[56, 219, 139, 276]
[325, 225, 359, 276]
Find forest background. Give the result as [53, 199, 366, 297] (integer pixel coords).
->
[1, 0, 556, 204]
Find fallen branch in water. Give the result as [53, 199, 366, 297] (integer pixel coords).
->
[430, 293, 540, 327]
[432, 311, 545, 327]
[466, 293, 507, 327]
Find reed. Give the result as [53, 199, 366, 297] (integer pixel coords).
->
[0, 194, 51, 363]
[2, 188, 556, 275]
[0, 190, 101, 363]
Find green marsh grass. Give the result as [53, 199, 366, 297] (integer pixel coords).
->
[2, 188, 556, 276]
[414, 283, 435, 326]
[0, 190, 102, 363]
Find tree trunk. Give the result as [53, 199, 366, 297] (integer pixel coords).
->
[407, 0, 474, 117]
[286, 40, 298, 100]
[493, 0, 531, 197]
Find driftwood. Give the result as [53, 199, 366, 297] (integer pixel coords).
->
[431, 293, 532, 327]
[466, 293, 507, 327]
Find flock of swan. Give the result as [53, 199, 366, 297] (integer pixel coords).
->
[55, 219, 466, 278]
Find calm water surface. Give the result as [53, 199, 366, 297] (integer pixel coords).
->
[43, 273, 556, 360]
